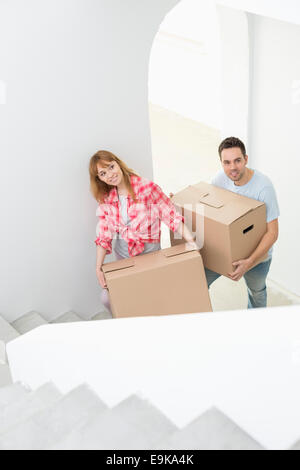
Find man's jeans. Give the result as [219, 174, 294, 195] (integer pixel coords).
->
[205, 258, 272, 309]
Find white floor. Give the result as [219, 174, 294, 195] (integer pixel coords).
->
[210, 276, 299, 312]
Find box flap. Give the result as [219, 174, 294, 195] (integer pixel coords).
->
[174, 184, 224, 209]
[102, 245, 201, 283]
[163, 244, 197, 258]
[197, 192, 224, 209]
[221, 202, 255, 225]
[102, 258, 135, 274]
[173, 182, 264, 225]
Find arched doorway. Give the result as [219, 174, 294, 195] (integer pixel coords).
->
[149, 0, 250, 249]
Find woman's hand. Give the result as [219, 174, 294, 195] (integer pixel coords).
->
[169, 192, 174, 199]
[185, 240, 200, 252]
[96, 267, 108, 289]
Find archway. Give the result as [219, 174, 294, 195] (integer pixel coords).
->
[149, 0, 250, 249]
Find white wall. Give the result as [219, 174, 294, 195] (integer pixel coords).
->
[217, 0, 300, 26]
[248, 14, 300, 296]
[0, 0, 179, 321]
[217, 5, 249, 145]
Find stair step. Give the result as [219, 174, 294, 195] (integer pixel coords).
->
[11, 311, 48, 335]
[0, 384, 108, 450]
[52, 410, 148, 450]
[112, 394, 177, 444]
[0, 383, 30, 411]
[51, 311, 83, 324]
[0, 316, 20, 343]
[155, 408, 264, 450]
[0, 382, 62, 435]
[91, 311, 112, 321]
[52, 394, 177, 450]
[0, 365, 13, 389]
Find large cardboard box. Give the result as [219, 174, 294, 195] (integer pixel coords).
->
[170, 182, 267, 277]
[102, 244, 212, 318]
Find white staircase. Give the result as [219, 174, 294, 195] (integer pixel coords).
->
[155, 408, 263, 450]
[1, 306, 300, 450]
[0, 316, 20, 343]
[0, 383, 62, 437]
[0, 315, 20, 387]
[0, 383, 29, 408]
[0, 310, 107, 388]
[0, 380, 269, 450]
[0, 383, 108, 450]
[11, 312, 48, 335]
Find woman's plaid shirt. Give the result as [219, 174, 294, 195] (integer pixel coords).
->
[95, 175, 184, 257]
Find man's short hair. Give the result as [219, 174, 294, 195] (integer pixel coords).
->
[218, 137, 247, 159]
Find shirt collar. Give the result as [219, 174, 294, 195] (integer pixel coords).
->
[106, 186, 118, 204]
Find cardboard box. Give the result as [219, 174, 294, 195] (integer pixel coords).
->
[170, 182, 267, 277]
[102, 244, 212, 318]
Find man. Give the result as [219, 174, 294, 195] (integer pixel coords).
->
[206, 136, 280, 309]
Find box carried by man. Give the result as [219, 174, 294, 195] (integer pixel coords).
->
[102, 244, 212, 318]
[170, 182, 267, 277]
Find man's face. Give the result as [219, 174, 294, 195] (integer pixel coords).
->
[220, 147, 248, 183]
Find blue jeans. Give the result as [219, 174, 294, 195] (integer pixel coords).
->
[205, 258, 272, 309]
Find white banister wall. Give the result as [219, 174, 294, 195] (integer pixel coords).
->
[6, 305, 300, 450]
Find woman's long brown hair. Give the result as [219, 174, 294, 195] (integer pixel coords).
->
[89, 150, 139, 203]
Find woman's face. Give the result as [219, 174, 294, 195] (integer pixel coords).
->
[97, 160, 123, 187]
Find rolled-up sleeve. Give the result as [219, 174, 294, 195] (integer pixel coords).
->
[258, 185, 280, 223]
[94, 204, 113, 254]
[151, 183, 184, 232]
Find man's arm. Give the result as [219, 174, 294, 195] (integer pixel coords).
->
[228, 219, 279, 281]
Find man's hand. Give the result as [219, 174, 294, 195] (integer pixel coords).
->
[228, 259, 252, 282]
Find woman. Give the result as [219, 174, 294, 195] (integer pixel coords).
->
[89, 150, 198, 315]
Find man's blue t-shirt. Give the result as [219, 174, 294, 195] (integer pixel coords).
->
[211, 169, 280, 259]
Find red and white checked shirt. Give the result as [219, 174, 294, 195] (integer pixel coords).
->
[95, 175, 185, 257]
